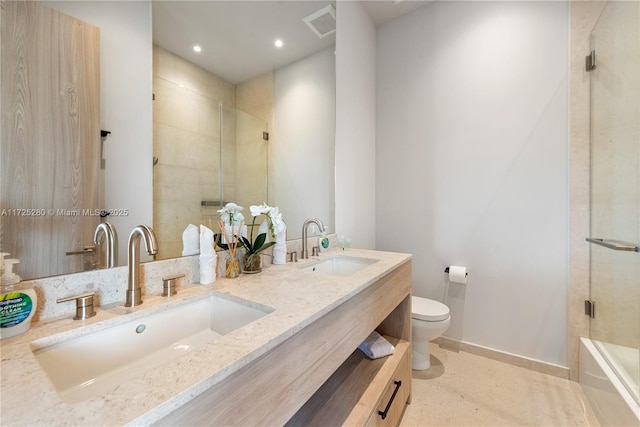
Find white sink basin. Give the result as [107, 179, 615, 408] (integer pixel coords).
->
[300, 256, 378, 276]
[31, 294, 272, 404]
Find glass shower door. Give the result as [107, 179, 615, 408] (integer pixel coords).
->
[152, 76, 269, 259]
[588, 0, 640, 404]
[234, 109, 268, 207]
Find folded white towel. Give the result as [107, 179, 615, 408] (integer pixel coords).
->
[200, 224, 214, 255]
[272, 221, 287, 265]
[358, 331, 395, 359]
[199, 253, 217, 285]
[182, 224, 199, 256]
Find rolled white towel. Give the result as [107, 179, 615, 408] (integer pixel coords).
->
[200, 225, 214, 255]
[272, 221, 287, 265]
[358, 331, 395, 359]
[199, 253, 217, 285]
[182, 224, 199, 256]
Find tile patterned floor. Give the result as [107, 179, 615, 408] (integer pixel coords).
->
[400, 345, 601, 427]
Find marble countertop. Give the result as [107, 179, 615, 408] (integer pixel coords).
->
[0, 248, 411, 426]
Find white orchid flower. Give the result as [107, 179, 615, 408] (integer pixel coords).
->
[250, 204, 271, 217]
[269, 209, 285, 235]
[247, 204, 285, 238]
[219, 202, 242, 213]
[218, 211, 229, 225]
[218, 202, 244, 225]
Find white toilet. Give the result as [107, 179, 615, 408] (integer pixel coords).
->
[411, 295, 451, 370]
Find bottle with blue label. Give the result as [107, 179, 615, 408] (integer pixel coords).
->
[318, 232, 330, 252]
[0, 254, 37, 339]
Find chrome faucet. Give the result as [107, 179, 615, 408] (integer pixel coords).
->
[301, 218, 325, 259]
[93, 222, 118, 269]
[125, 225, 158, 307]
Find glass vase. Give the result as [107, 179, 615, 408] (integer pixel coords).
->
[243, 253, 262, 274]
[225, 255, 240, 278]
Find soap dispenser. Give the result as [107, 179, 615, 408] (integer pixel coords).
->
[318, 231, 330, 252]
[0, 255, 37, 339]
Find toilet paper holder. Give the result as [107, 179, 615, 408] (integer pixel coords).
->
[444, 266, 468, 277]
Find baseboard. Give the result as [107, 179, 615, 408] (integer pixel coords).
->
[436, 336, 570, 380]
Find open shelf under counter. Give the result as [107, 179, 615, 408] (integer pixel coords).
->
[286, 336, 412, 427]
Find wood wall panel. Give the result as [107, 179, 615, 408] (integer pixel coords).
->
[1, 1, 100, 279]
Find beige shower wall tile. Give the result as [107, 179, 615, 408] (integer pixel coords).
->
[153, 45, 235, 106]
[592, 1, 640, 60]
[153, 45, 180, 83]
[591, 46, 640, 132]
[153, 79, 200, 134]
[155, 166, 219, 205]
[569, 61, 591, 136]
[154, 125, 219, 171]
[569, 130, 591, 205]
[153, 199, 203, 259]
[570, 1, 607, 57]
[591, 127, 640, 227]
[590, 246, 640, 349]
[236, 72, 274, 124]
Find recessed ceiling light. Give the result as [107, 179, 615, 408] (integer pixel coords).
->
[193, 45, 202, 53]
[274, 39, 284, 48]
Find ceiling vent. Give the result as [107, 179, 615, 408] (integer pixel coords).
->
[303, 4, 336, 39]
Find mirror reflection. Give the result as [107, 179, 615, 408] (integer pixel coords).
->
[152, 69, 270, 259]
[0, 0, 336, 280]
[151, 0, 336, 260]
[153, 1, 335, 258]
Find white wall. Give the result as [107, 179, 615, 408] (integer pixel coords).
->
[376, 1, 569, 366]
[334, 1, 377, 249]
[44, 1, 153, 265]
[273, 47, 336, 237]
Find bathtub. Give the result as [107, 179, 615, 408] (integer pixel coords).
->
[579, 338, 640, 426]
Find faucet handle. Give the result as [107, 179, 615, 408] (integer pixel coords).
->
[312, 246, 320, 257]
[287, 251, 298, 263]
[57, 292, 96, 320]
[65, 246, 96, 256]
[162, 274, 184, 297]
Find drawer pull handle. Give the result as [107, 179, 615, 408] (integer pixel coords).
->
[378, 380, 402, 420]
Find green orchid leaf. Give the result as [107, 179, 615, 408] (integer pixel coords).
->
[240, 235, 252, 251]
[254, 241, 276, 254]
[253, 232, 267, 251]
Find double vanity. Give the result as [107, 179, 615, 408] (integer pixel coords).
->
[1, 248, 412, 426]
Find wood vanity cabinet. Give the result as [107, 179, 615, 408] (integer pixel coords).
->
[156, 261, 412, 427]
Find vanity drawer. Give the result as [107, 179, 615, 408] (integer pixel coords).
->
[366, 348, 411, 427]
[284, 338, 412, 427]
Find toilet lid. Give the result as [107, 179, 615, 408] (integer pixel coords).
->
[412, 296, 450, 321]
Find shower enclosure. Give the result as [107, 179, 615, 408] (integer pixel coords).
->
[153, 76, 268, 259]
[587, 0, 640, 407]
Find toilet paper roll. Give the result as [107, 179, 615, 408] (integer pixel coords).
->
[448, 265, 467, 284]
